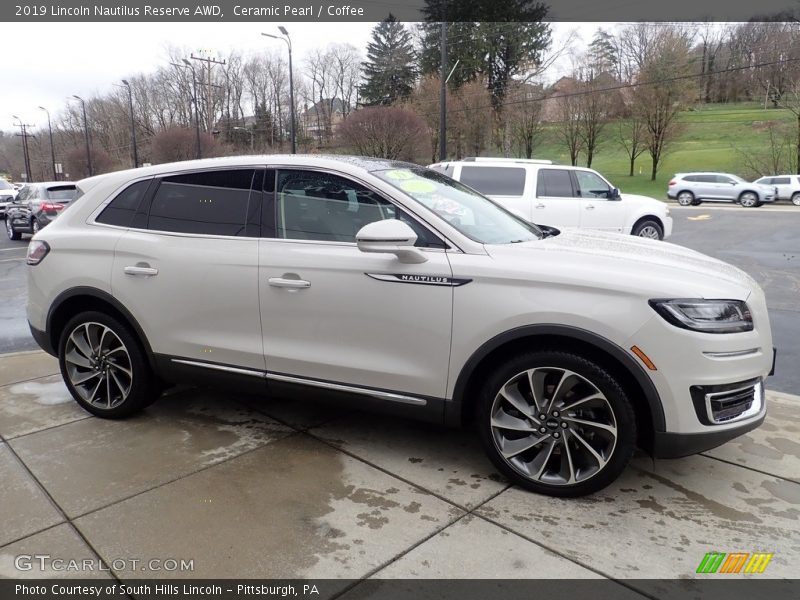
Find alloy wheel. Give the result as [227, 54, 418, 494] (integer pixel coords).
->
[490, 367, 618, 486]
[5, 219, 12, 238]
[637, 225, 660, 239]
[32, 219, 39, 233]
[677, 192, 693, 206]
[63, 322, 133, 409]
[740, 193, 757, 207]
[792, 194, 800, 207]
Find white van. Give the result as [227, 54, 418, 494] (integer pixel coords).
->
[430, 158, 672, 239]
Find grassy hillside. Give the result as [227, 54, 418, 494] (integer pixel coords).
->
[530, 103, 796, 199]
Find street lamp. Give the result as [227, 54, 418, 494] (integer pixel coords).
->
[72, 95, 93, 176]
[170, 60, 202, 159]
[232, 126, 254, 151]
[37, 106, 57, 180]
[120, 80, 139, 168]
[262, 28, 296, 154]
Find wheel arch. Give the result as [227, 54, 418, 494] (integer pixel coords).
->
[738, 189, 760, 200]
[448, 325, 665, 451]
[630, 214, 664, 236]
[46, 287, 156, 370]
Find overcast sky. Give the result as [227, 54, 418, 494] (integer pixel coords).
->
[1, 21, 597, 134]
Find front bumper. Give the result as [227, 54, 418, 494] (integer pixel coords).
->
[653, 410, 765, 458]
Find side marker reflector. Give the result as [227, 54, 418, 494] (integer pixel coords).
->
[631, 345, 657, 371]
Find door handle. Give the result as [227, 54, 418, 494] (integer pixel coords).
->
[585, 204, 595, 210]
[268, 277, 311, 289]
[535, 203, 546, 209]
[124, 265, 158, 277]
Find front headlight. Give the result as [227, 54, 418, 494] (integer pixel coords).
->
[649, 299, 753, 333]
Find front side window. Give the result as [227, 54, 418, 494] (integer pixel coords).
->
[148, 169, 255, 236]
[574, 170, 611, 199]
[460, 166, 526, 196]
[274, 169, 443, 247]
[716, 176, 736, 185]
[373, 167, 541, 244]
[536, 169, 574, 198]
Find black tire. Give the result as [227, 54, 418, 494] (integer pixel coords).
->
[791, 193, 800, 207]
[691, 199, 702, 206]
[676, 191, 694, 206]
[58, 310, 160, 418]
[476, 350, 636, 497]
[632, 219, 664, 240]
[738, 191, 758, 208]
[6, 218, 20, 241]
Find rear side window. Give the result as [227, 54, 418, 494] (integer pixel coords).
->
[45, 186, 77, 201]
[460, 166, 526, 196]
[96, 180, 152, 227]
[148, 169, 255, 236]
[772, 177, 790, 184]
[536, 169, 574, 198]
[715, 175, 735, 184]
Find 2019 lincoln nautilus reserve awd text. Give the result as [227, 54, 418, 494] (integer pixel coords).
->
[26, 155, 774, 496]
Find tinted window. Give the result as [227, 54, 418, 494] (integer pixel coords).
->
[574, 170, 611, 198]
[148, 169, 255, 236]
[275, 169, 443, 247]
[773, 177, 790, 184]
[715, 175, 735, 184]
[460, 166, 526, 196]
[96, 180, 152, 227]
[44, 186, 77, 201]
[536, 169, 574, 198]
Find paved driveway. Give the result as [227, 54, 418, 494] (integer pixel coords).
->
[0, 351, 798, 593]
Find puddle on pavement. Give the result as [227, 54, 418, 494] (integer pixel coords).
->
[8, 380, 71, 405]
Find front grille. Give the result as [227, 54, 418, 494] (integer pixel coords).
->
[706, 385, 756, 423]
[690, 379, 763, 425]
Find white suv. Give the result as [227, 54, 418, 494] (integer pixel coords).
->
[429, 158, 672, 240]
[26, 156, 773, 497]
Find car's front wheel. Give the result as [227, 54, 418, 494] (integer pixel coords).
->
[477, 351, 636, 497]
[739, 192, 759, 207]
[676, 191, 694, 206]
[6, 218, 20, 240]
[58, 311, 160, 418]
[632, 219, 664, 240]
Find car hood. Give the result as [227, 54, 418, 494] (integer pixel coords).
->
[485, 228, 757, 300]
[619, 192, 668, 211]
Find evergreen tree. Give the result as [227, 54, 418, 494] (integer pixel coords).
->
[587, 29, 619, 79]
[361, 16, 417, 106]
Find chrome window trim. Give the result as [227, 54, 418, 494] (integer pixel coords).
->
[171, 359, 264, 378]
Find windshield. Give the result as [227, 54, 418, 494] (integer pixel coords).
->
[373, 167, 542, 244]
[0, 180, 13, 190]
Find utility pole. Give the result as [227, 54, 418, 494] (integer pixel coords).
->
[38, 107, 57, 180]
[72, 95, 93, 176]
[439, 22, 447, 161]
[118, 81, 139, 168]
[191, 53, 226, 135]
[12, 116, 34, 182]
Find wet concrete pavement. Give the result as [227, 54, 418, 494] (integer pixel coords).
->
[0, 351, 797, 589]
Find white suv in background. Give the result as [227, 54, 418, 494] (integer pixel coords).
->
[753, 175, 800, 206]
[27, 156, 773, 497]
[429, 158, 672, 240]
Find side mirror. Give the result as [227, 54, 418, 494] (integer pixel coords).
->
[356, 219, 428, 264]
[610, 187, 621, 200]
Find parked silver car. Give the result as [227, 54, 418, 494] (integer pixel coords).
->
[0, 179, 18, 218]
[753, 175, 800, 206]
[5, 182, 77, 240]
[667, 173, 776, 207]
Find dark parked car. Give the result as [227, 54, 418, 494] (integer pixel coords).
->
[6, 182, 77, 240]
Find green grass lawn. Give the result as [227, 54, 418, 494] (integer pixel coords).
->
[527, 103, 796, 199]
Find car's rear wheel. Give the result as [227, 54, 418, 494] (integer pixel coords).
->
[632, 219, 664, 240]
[58, 311, 160, 418]
[676, 191, 694, 206]
[31, 218, 40, 234]
[476, 351, 636, 497]
[6, 218, 20, 241]
[739, 192, 758, 207]
[791, 192, 800, 207]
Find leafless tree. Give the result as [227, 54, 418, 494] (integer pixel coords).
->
[338, 106, 427, 161]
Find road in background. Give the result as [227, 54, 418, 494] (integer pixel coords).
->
[1, 206, 797, 392]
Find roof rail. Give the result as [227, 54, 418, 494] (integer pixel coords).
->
[463, 157, 554, 165]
